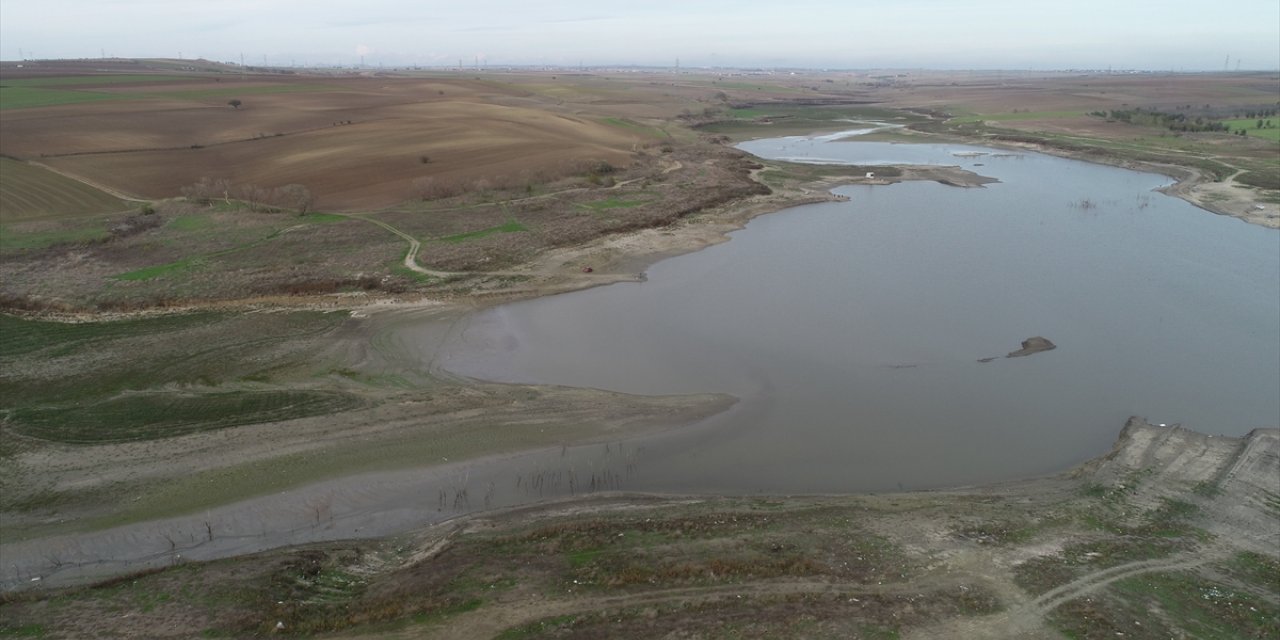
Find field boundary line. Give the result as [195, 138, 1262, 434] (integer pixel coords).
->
[26, 161, 149, 203]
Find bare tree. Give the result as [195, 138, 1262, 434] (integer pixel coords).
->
[181, 177, 232, 205]
[275, 184, 314, 215]
[412, 176, 466, 200]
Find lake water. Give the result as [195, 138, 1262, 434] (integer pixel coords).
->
[438, 134, 1280, 493]
[8, 133, 1280, 590]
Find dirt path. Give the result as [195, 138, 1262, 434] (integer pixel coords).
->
[336, 213, 455, 278]
[904, 551, 1216, 639]
[27, 161, 151, 202]
[329, 157, 685, 282]
[340, 550, 1216, 639]
[335, 212, 647, 288]
[1031, 553, 1211, 616]
[340, 577, 986, 640]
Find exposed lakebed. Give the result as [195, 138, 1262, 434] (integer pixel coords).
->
[438, 133, 1280, 493]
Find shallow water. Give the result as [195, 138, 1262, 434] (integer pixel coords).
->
[438, 135, 1280, 493]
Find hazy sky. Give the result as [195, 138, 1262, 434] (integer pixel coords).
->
[3, 0, 1278, 70]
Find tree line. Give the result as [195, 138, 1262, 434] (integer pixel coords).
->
[181, 177, 313, 214]
[1090, 108, 1274, 135]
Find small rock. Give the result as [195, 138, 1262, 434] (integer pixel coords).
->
[1006, 336, 1056, 358]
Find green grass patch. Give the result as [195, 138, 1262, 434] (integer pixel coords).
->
[600, 117, 666, 138]
[567, 548, 605, 568]
[0, 312, 217, 358]
[113, 256, 200, 281]
[0, 77, 330, 109]
[1051, 571, 1279, 640]
[1221, 118, 1280, 141]
[0, 224, 111, 252]
[951, 110, 1083, 124]
[2, 75, 194, 87]
[1236, 170, 1280, 190]
[0, 310, 342, 413]
[112, 220, 305, 281]
[6, 390, 365, 444]
[438, 220, 526, 243]
[0, 85, 121, 110]
[1222, 551, 1280, 590]
[298, 212, 347, 224]
[758, 161, 902, 188]
[0, 624, 46, 638]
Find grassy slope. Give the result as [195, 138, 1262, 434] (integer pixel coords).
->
[0, 311, 356, 444]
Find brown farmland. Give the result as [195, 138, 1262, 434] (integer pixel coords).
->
[0, 76, 652, 210]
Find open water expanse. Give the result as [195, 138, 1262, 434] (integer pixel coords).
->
[439, 132, 1280, 493]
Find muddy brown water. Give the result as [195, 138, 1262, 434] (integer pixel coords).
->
[437, 135, 1280, 493]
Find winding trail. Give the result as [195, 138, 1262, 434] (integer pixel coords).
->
[333, 156, 685, 282]
[338, 213, 454, 278]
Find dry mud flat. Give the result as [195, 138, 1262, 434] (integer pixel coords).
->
[2, 420, 1277, 639]
[0, 379, 734, 588]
